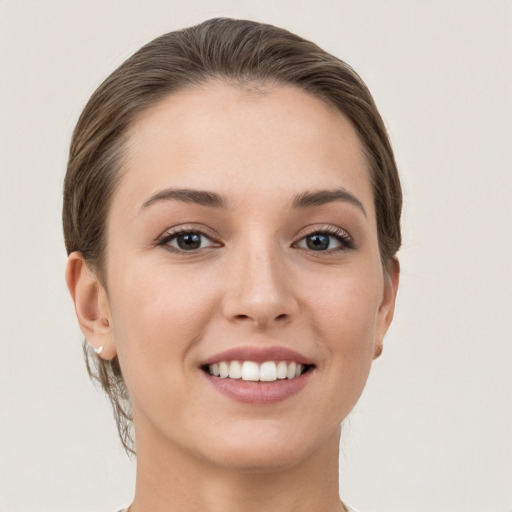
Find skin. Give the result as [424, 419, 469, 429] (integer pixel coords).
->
[66, 82, 399, 512]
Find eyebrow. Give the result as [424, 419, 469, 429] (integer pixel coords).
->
[291, 188, 367, 217]
[140, 186, 366, 217]
[140, 188, 228, 211]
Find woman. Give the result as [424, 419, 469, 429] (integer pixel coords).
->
[63, 18, 401, 512]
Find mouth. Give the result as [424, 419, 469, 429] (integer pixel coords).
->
[201, 360, 313, 382]
[200, 346, 315, 404]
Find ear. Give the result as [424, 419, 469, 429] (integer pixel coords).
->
[65, 252, 116, 360]
[374, 258, 400, 359]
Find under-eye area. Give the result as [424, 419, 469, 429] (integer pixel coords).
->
[201, 360, 315, 382]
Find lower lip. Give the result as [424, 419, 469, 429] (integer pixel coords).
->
[202, 370, 312, 404]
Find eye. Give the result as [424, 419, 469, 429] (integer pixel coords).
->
[158, 230, 218, 252]
[295, 228, 353, 252]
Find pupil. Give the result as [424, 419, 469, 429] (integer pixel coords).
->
[177, 232, 201, 250]
[307, 234, 329, 251]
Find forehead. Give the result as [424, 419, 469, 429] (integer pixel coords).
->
[115, 82, 374, 217]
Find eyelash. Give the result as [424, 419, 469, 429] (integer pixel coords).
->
[155, 225, 354, 254]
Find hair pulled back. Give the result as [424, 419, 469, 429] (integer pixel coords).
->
[63, 17, 401, 454]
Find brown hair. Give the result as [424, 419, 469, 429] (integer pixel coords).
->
[63, 17, 402, 455]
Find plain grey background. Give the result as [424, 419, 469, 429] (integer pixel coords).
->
[1, 1, 511, 511]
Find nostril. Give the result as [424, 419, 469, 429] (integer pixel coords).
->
[276, 314, 288, 321]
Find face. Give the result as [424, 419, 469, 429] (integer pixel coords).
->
[97, 82, 397, 470]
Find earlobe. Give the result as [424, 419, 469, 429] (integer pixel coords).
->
[373, 341, 383, 359]
[65, 252, 117, 360]
[374, 257, 400, 360]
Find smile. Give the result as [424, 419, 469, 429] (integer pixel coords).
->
[201, 346, 315, 403]
[207, 360, 310, 381]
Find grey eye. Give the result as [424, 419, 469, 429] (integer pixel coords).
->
[306, 233, 329, 250]
[296, 232, 345, 251]
[167, 231, 214, 251]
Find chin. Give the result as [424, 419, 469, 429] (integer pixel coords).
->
[206, 445, 308, 474]
[195, 422, 334, 474]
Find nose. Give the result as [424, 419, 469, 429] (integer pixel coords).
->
[222, 240, 299, 329]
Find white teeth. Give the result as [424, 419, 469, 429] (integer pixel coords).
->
[207, 360, 308, 381]
[277, 361, 288, 379]
[241, 361, 260, 381]
[228, 360, 242, 379]
[219, 361, 229, 378]
[260, 361, 277, 382]
[286, 361, 296, 379]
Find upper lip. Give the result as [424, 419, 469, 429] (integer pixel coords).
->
[201, 346, 314, 366]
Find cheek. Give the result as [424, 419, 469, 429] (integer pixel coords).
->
[313, 266, 381, 332]
[304, 274, 380, 424]
[107, 263, 219, 380]
[306, 266, 382, 376]
[105, 265, 224, 431]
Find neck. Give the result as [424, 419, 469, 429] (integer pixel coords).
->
[130, 421, 345, 512]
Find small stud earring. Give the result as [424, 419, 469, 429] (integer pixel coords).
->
[93, 345, 104, 355]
